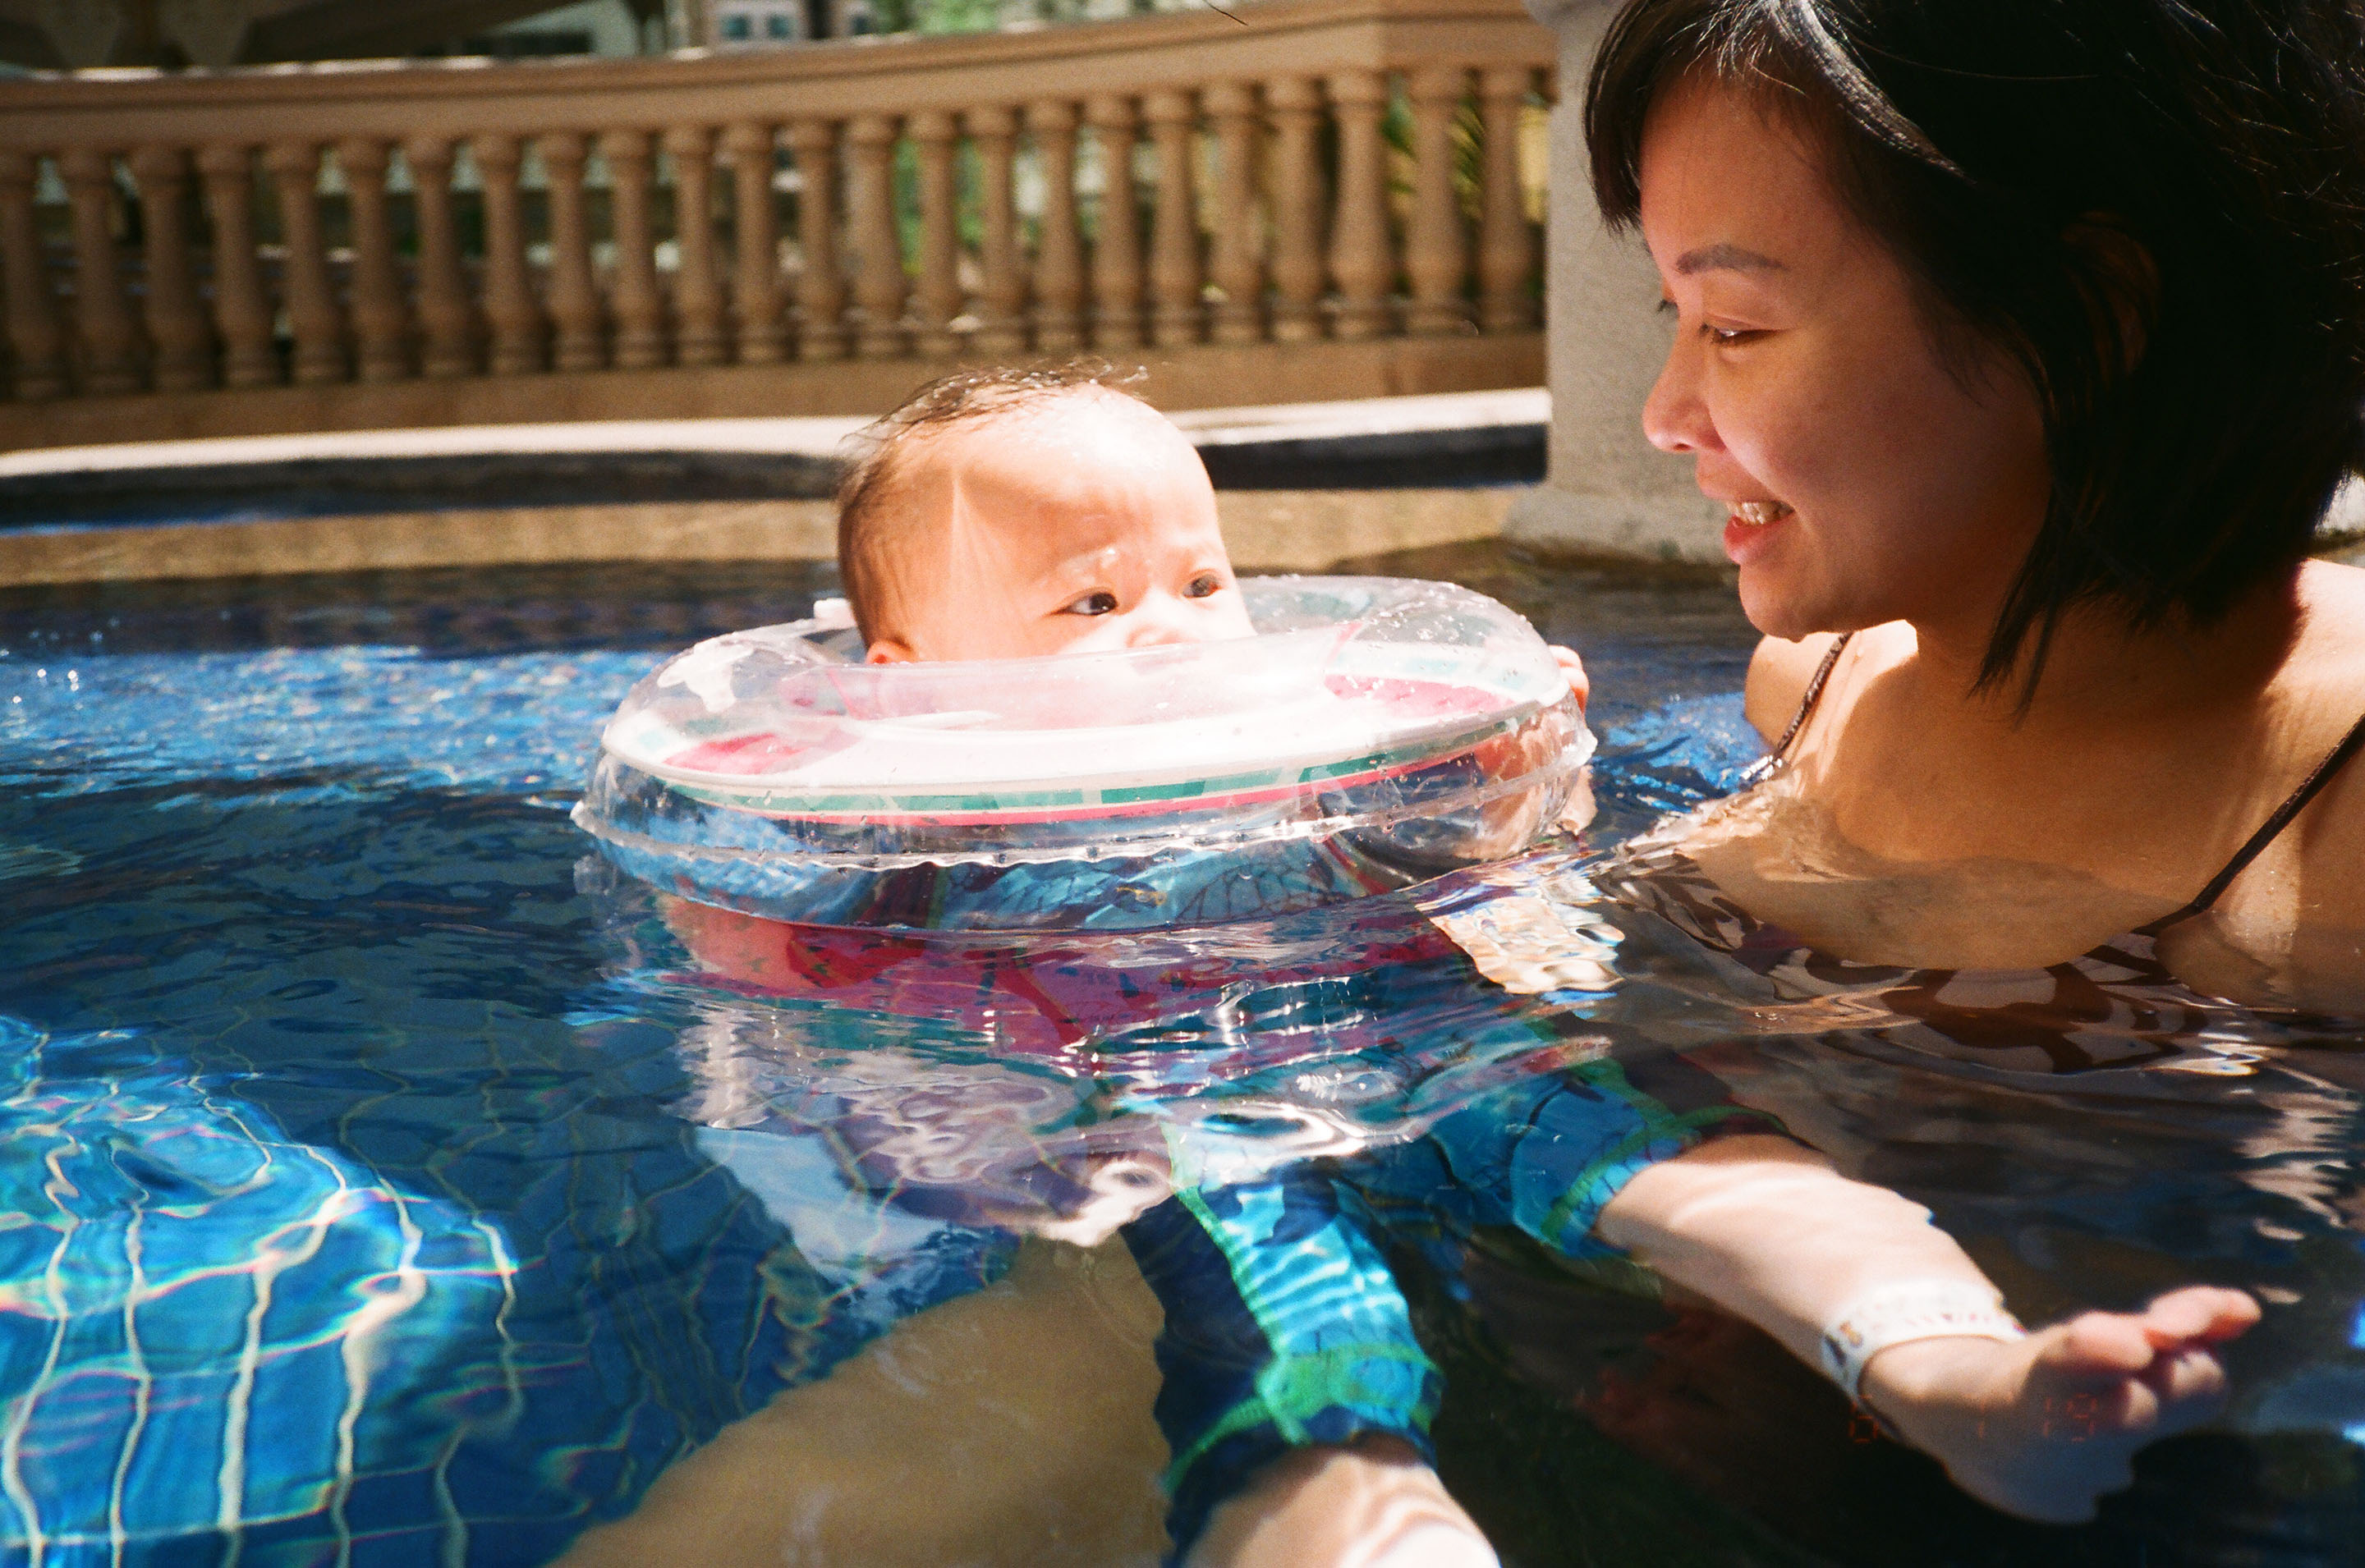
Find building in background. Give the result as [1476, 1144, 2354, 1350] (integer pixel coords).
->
[0, 0, 1224, 67]
[0, 0, 677, 68]
[707, 0, 872, 44]
[413, 0, 663, 59]
[701, 0, 1204, 46]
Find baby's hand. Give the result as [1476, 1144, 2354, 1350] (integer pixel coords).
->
[1548, 645, 1589, 713]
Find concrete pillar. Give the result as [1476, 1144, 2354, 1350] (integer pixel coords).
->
[1507, 0, 1724, 562]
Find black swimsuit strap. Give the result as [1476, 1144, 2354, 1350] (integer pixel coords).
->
[1745, 631, 2363, 928]
[2174, 703, 2365, 920]
[1764, 632, 1854, 767]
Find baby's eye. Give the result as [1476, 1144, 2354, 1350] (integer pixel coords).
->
[1701, 323, 1763, 346]
[1184, 574, 1224, 599]
[1062, 591, 1119, 617]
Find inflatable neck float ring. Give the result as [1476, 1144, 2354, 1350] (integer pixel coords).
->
[575, 575, 1593, 932]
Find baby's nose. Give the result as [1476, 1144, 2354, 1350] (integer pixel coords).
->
[1124, 595, 1201, 647]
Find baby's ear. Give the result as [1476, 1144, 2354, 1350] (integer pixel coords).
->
[865, 638, 917, 664]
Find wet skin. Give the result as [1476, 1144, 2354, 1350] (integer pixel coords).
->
[1633, 73, 2365, 1009]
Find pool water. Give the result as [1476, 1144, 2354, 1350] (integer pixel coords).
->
[5, 551, 2365, 1568]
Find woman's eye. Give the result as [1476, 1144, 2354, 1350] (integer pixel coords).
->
[1063, 591, 1119, 617]
[1185, 575, 1223, 599]
[1702, 323, 1762, 345]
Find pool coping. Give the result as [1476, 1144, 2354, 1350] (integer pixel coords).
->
[0, 390, 1551, 585]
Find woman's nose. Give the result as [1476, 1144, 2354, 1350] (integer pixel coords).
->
[1641, 332, 1715, 456]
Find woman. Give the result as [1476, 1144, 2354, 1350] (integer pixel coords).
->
[1518, 0, 2365, 1540]
[1586, 0, 2365, 1016]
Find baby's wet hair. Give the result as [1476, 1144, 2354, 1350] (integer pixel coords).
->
[836, 360, 1150, 645]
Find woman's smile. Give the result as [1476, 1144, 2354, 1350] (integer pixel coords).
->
[1720, 501, 1794, 566]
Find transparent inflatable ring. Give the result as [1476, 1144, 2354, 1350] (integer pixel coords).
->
[574, 575, 1596, 932]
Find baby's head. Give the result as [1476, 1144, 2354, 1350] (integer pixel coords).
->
[837, 364, 1254, 663]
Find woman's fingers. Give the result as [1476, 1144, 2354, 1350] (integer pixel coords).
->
[2137, 1286, 2262, 1347]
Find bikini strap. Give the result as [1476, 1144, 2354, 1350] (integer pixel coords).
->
[2175, 703, 2365, 920]
[1740, 632, 1853, 786]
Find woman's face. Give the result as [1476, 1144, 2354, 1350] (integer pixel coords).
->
[1637, 77, 2052, 644]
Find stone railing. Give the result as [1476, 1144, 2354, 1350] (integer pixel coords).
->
[0, 0, 1551, 413]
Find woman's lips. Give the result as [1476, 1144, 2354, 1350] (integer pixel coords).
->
[1720, 499, 1793, 563]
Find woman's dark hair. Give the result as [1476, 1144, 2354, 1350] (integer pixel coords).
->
[1587, 0, 2365, 691]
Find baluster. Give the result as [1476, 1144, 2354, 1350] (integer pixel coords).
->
[787, 117, 847, 362]
[1083, 94, 1141, 351]
[846, 113, 907, 360]
[1476, 66, 1540, 332]
[1203, 81, 1264, 346]
[1027, 99, 1084, 353]
[1405, 66, 1473, 336]
[402, 137, 478, 378]
[908, 111, 961, 359]
[1326, 70, 1392, 341]
[599, 129, 668, 369]
[723, 120, 786, 364]
[127, 144, 214, 391]
[472, 135, 544, 375]
[264, 140, 347, 384]
[965, 105, 1026, 355]
[540, 132, 605, 371]
[1265, 77, 1326, 343]
[195, 142, 278, 387]
[335, 138, 410, 382]
[58, 148, 144, 393]
[1142, 89, 1201, 348]
[0, 152, 67, 400]
[664, 124, 727, 366]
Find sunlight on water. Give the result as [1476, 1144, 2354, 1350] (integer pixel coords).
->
[3, 556, 2363, 1566]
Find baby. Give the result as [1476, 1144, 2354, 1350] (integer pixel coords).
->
[760, 363, 2261, 1566]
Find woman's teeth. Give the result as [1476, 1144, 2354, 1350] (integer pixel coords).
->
[1732, 501, 1794, 527]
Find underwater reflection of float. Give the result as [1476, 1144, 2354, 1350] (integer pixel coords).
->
[576, 573, 1604, 1259]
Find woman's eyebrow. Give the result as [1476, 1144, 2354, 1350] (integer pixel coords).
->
[1674, 242, 1787, 276]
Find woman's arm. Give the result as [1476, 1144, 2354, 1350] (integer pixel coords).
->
[1596, 1134, 1988, 1367]
[1594, 1135, 2258, 1524]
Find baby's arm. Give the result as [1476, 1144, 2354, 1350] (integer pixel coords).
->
[1595, 1135, 2259, 1523]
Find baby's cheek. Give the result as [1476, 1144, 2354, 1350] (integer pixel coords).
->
[1209, 597, 1258, 638]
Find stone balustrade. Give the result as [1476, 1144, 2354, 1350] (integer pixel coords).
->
[0, 0, 1551, 417]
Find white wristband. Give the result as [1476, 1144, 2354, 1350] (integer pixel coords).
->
[1818, 1281, 2026, 1403]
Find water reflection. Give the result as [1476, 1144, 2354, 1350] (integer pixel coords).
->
[4, 552, 2365, 1565]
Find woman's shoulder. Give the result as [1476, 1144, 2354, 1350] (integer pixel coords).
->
[2298, 555, 2365, 640]
[2268, 560, 2365, 998]
[1743, 631, 1846, 746]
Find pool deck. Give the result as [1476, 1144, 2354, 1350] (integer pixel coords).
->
[0, 390, 1550, 585]
[3, 387, 2355, 585]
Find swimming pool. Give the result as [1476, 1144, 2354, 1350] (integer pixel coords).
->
[4, 550, 2363, 1567]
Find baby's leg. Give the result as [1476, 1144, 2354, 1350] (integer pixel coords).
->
[1123, 1171, 1499, 1568]
[1184, 1437, 1495, 1568]
[553, 1236, 1170, 1567]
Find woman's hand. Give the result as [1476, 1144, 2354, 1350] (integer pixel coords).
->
[1548, 644, 1589, 713]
